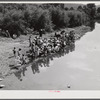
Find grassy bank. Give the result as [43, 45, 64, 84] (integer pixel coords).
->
[0, 25, 91, 78]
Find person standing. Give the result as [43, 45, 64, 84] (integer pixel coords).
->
[21, 54, 26, 65]
[39, 29, 44, 37]
[13, 47, 16, 57]
[6, 30, 10, 37]
[29, 35, 32, 47]
[17, 48, 22, 57]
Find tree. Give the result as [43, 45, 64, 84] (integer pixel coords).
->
[50, 7, 66, 29]
[83, 5, 87, 13]
[86, 3, 96, 19]
[65, 7, 68, 11]
[70, 7, 74, 10]
[38, 10, 53, 32]
[77, 5, 83, 11]
[30, 8, 43, 30]
[97, 7, 100, 13]
[23, 10, 32, 28]
[0, 4, 4, 13]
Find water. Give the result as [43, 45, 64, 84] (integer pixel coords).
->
[1, 22, 100, 90]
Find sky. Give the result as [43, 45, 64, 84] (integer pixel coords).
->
[70, 2, 100, 5]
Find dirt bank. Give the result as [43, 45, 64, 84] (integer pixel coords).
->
[0, 25, 91, 78]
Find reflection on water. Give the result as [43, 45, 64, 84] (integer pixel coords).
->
[14, 67, 27, 81]
[87, 21, 95, 31]
[14, 43, 75, 81]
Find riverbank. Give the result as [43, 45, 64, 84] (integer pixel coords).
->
[0, 25, 91, 79]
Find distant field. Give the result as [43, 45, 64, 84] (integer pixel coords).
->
[64, 3, 84, 9]
[64, 3, 100, 9]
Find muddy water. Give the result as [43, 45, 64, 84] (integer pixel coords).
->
[1, 23, 100, 90]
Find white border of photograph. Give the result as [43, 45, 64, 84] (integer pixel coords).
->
[0, 1, 100, 99]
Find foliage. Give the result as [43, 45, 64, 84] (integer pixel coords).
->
[83, 3, 96, 19]
[97, 7, 100, 13]
[77, 5, 83, 12]
[70, 7, 74, 10]
[96, 7, 100, 20]
[0, 3, 96, 38]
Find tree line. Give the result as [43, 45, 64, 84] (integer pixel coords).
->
[0, 3, 97, 38]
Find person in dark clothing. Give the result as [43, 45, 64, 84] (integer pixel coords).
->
[69, 30, 75, 43]
[39, 29, 43, 37]
[17, 48, 22, 57]
[29, 35, 32, 47]
[21, 54, 26, 65]
[13, 47, 16, 57]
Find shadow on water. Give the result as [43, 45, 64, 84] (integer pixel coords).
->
[87, 21, 95, 31]
[14, 43, 75, 81]
[85, 20, 95, 32]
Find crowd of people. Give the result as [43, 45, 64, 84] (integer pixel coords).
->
[27, 30, 75, 59]
[12, 29, 75, 67]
